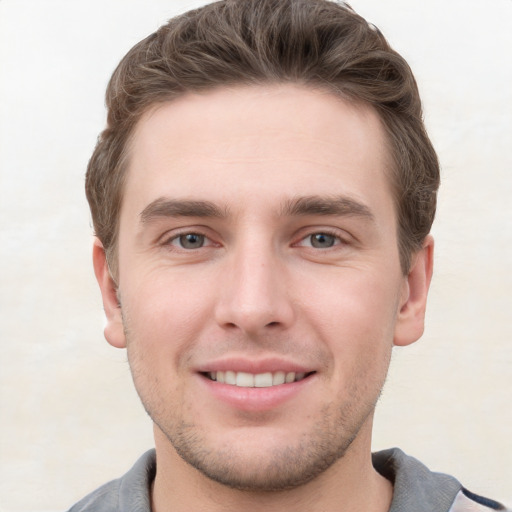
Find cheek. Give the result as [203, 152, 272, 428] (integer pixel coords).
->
[120, 271, 216, 367]
[297, 269, 400, 372]
[301, 267, 401, 331]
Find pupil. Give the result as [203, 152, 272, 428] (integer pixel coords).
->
[180, 233, 204, 249]
[311, 233, 335, 248]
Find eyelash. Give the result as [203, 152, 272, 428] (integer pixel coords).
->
[294, 229, 349, 249]
[162, 230, 215, 250]
[160, 228, 349, 252]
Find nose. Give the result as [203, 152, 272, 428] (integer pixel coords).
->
[214, 240, 295, 336]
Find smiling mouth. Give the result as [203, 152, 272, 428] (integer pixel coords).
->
[203, 370, 315, 388]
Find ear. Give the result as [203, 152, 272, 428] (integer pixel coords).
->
[92, 238, 126, 349]
[394, 235, 434, 347]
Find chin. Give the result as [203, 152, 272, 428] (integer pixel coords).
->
[156, 404, 369, 492]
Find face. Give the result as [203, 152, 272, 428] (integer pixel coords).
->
[94, 85, 432, 491]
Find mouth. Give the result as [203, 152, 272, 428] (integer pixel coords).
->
[202, 370, 315, 388]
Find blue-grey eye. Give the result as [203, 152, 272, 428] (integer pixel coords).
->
[310, 233, 336, 248]
[179, 233, 205, 249]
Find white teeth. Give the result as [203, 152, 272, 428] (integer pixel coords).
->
[272, 371, 285, 385]
[209, 370, 309, 387]
[225, 371, 236, 385]
[254, 372, 273, 387]
[236, 371, 254, 387]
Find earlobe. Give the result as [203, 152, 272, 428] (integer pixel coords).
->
[394, 235, 434, 347]
[92, 238, 126, 349]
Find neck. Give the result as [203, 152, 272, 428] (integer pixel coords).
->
[150, 421, 393, 512]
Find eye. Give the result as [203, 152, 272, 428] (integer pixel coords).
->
[171, 233, 208, 249]
[293, 228, 353, 251]
[296, 232, 344, 249]
[308, 233, 337, 249]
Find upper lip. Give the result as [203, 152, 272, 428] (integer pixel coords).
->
[195, 357, 314, 374]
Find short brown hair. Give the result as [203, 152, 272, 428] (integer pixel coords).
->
[86, 0, 439, 276]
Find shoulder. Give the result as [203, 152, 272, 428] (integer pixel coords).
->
[67, 479, 121, 512]
[67, 449, 156, 512]
[450, 488, 511, 512]
[372, 448, 510, 512]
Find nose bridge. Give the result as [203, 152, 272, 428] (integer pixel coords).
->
[215, 232, 293, 334]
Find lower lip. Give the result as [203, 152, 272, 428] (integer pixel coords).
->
[198, 374, 314, 412]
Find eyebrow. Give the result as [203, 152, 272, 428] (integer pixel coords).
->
[139, 194, 374, 224]
[281, 195, 374, 220]
[140, 197, 228, 223]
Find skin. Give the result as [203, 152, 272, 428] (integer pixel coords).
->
[93, 84, 433, 512]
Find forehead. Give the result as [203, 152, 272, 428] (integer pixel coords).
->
[123, 84, 393, 219]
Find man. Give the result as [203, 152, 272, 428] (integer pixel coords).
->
[69, 1, 508, 511]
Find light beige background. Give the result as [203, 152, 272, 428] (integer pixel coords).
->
[0, 0, 511, 510]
